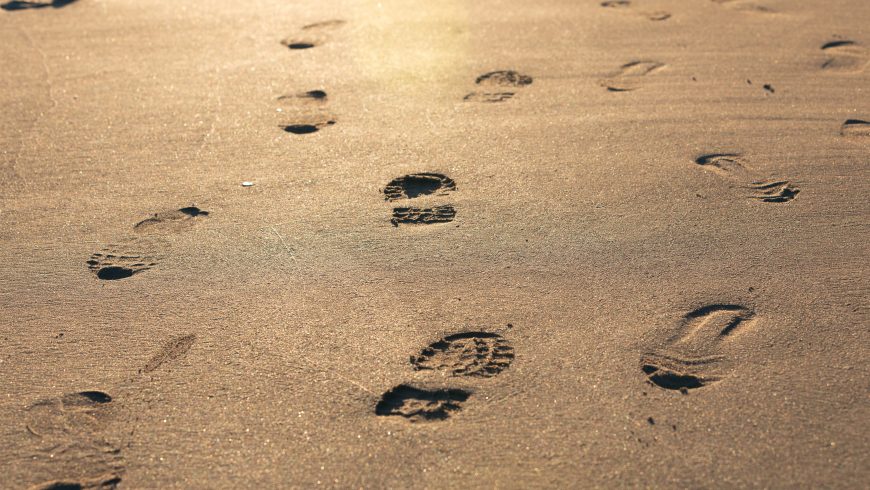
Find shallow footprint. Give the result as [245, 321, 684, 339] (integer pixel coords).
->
[133, 206, 208, 234]
[600, 61, 665, 92]
[641, 304, 757, 392]
[464, 70, 532, 103]
[27, 391, 113, 437]
[694, 153, 750, 178]
[281, 19, 346, 50]
[411, 331, 514, 377]
[747, 180, 800, 203]
[821, 41, 868, 73]
[391, 205, 456, 226]
[840, 119, 870, 141]
[383, 173, 456, 201]
[29, 473, 122, 490]
[375, 384, 470, 421]
[601, 1, 671, 21]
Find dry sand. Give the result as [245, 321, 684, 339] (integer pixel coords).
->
[1, 0, 869, 488]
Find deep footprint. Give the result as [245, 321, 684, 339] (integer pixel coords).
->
[375, 385, 470, 421]
[87, 249, 157, 280]
[411, 332, 514, 377]
[391, 205, 456, 226]
[383, 173, 456, 201]
[0, 0, 76, 11]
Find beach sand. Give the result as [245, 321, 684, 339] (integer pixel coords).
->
[1, 0, 868, 487]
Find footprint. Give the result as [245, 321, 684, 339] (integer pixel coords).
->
[143, 334, 196, 373]
[694, 153, 750, 178]
[599, 61, 665, 92]
[277, 90, 337, 134]
[391, 205, 456, 227]
[710, 0, 774, 13]
[840, 119, 870, 140]
[641, 304, 756, 392]
[821, 41, 868, 73]
[27, 391, 113, 437]
[464, 70, 532, 103]
[87, 248, 157, 280]
[29, 473, 122, 490]
[280, 19, 346, 50]
[133, 206, 208, 234]
[747, 180, 800, 203]
[375, 385, 471, 421]
[601, 1, 671, 21]
[0, 0, 76, 11]
[383, 173, 456, 201]
[411, 332, 514, 377]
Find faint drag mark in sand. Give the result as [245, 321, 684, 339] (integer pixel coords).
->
[383, 173, 456, 201]
[1, 0, 76, 11]
[281, 19, 346, 50]
[375, 385, 471, 421]
[276, 90, 337, 135]
[411, 331, 514, 377]
[641, 304, 757, 392]
[840, 119, 870, 141]
[464, 70, 533, 103]
[747, 180, 800, 203]
[710, 0, 776, 14]
[821, 40, 868, 73]
[133, 206, 208, 234]
[600, 0, 671, 21]
[87, 247, 158, 280]
[142, 334, 196, 373]
[599, 61, 665, 92]
[25, 391, 124, 488]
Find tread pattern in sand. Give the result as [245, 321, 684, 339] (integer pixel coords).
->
[383, 173, 456, 201]
[747, 180, 800, 203]
[464, 70, 533, 103]
[375, 385, 470, 421]
[641, 304, 757, 392]
[87, 248, 157, 280]
[411, 331, 514, 377]
[391, 205, 456, 226]
[600, 61, 665, 92]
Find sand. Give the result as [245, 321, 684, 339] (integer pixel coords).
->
[1, 0, 868, 488]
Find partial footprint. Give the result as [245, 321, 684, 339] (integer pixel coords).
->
[87, 248, 157, 280]
[641, 304, 757, 392]
[821, 41, 868, 73]
[694, 153, 750, 178]
[464, 70, 532, 103]
[600, 61, 665, 92]
[375, 385, 470, 421]
[1, 0, 76, 11]
[391, 205, 456, 227]
[281, 118, 336, 134]
[411, 332, 514, 377]
[281, 19, 346, 50]
[747, 180, 800, 203]
[29, 473, 122, 490]
[143, 334, 196, 373]
[277, 90, 328, 106]
[601, 1, 671, 21]
[840, 119, 870, 140]
[25, 390, 124, 487]
[133, 206, 208, 234]
[383, 173, 456, 201]
[710, 0, 775, 13]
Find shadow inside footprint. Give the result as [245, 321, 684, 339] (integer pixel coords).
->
[1, 0, 76, 10]
[383, 173, 456, 201]
[375, 385, 470, 421]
